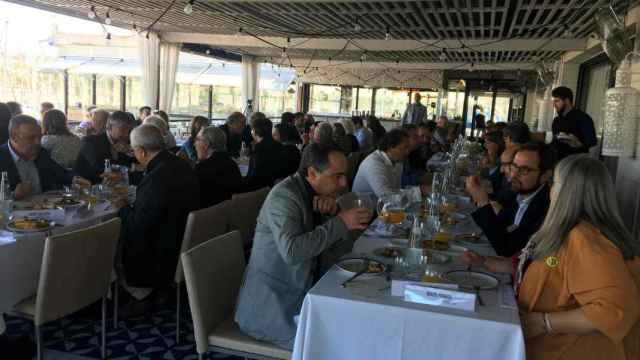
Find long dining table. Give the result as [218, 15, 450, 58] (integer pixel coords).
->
[292, 196, 525, 360]
[0, 194, 118, 333]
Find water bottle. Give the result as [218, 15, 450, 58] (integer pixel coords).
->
[102, 159, 112, 185]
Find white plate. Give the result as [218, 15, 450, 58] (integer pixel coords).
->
[447, 244, 468, 253]
[390, 237, 409, 245]
[336, 258, 386, 277]
[6, 219, 54, 233]
[444, 270, 499, 290]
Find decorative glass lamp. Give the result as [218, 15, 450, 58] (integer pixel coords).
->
[602, 60, 639, 157]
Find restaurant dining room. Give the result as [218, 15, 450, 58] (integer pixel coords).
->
[1, 0, 640, 359]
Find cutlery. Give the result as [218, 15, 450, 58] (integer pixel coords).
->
[341, 261, 370, 288]
[474, 286, 485, 306]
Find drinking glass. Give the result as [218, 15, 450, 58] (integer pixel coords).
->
[377, 192, 408, 225]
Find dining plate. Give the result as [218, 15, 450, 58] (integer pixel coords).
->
[336, 258, 386, 276]
[422, 250, 451, 264]
[372, 246, 405, 259]
[6, 218, 54, 233]
[444, 270, 499, 290]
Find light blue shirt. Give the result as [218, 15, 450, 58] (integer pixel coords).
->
[8, 142, 42, 195]
[354, 127, 373, 153]
[514, 185, 545, 227]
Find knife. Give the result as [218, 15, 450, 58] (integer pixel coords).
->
[341, 261, 370, 288]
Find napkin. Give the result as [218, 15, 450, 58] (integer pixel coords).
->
[391, 279, 458, 297]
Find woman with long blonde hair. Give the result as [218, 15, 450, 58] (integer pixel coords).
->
[463, 155, 640, 360]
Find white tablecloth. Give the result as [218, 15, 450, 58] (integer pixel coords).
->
[0, 201, 117, 333]
[292, 217, 525, 360]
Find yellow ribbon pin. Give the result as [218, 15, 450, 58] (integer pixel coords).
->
[545, 256, 559, 268]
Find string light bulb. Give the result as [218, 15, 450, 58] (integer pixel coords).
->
[439, 49, 447, 61]
[184, 0, 194, 15]
[360, 51, 367, 63]
[469, 62, 475, 72]
[104, 11, 112, 25]
[563, 24, 573, 38]
[236, 27, 243, 37]
[105, 33, 112, 40]
[281, 47, 287, 58]
[132, 24, 137, 31]
[385, 26, 391, 41]
[354, 17, 361, 32]
[88, 6, 96, 19]
[205, 49, 211, 55]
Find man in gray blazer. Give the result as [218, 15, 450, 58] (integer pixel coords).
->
[401, 93, 427, 125]
[234, 143, 373, 349]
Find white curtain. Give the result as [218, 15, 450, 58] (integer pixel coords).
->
[159, 42, 181, 113]
[241, 55, 260, 114]
[137, 32, 160, 109]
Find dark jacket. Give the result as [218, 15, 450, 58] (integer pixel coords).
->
[195, 151, 243, 209]
[551, 108, 597, 160]
[74, 133, 136, 184]
[280, 143, 301, 178]
[472, 185, 550, 257]
[487, 167, 503, 195]
[245, 137, 284, 191]
[219, 124, 253, 157]
[118, 150, 200, 287]
[0, 143, 74, 192]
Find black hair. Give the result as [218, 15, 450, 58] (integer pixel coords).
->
[281, 112, 295, 126]
[551, 86, 574, 103]
[379, 128, 408, 152]
[251, 116, 273, 138]
[299, 142, 343, 176]
[484, 130, 505, 157]
[108, 110, 136, 128]
[504, 121, 531, 144]
[401, 124, 418, 132]
[0, 103, 11, 143]
[421, 121, 437, 132]
[351, 116, 363, 127]
[516, 141, 558, 173]
[274, 123, 298, 143]
[139, 106, 152, 113]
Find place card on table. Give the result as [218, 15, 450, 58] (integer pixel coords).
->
[404, 284, 477, 312]
[12, 209, 66, 224]
[391, 279, 458, 297]
[500, 285, 518, 309]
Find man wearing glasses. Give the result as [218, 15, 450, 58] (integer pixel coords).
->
[466, 142, 557, 257]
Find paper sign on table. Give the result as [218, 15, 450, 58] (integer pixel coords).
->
[391, 279, 458, 297]
[404, 284, 477, 312]
[12, 209, 66, 223]
[500, 285, 518, 309]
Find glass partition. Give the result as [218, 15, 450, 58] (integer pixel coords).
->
[96, 75, 121, 111]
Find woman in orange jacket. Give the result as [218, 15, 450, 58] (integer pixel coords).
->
[463, 154, 640, 360]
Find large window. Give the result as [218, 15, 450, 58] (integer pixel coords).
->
[375, 89, 409, 119]
[96, 75, 121, 111]
[212, 86, 242, 118]
[357, 88, 373, 113]
[309, 85, 342, 114]
[446, 90, 465, 118]
[259, 88, 296, 118]
[172, 83, 209, 117]
[67, 73, 93, 121]
[126, 77, 145, 114]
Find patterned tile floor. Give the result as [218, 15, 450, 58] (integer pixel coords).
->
[4, 295, 244, 360]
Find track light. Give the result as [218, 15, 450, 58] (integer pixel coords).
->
[184, 0, 194, 15]
[88, 6, 96, 19]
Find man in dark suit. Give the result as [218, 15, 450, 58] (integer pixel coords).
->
[0, 115, 88, 199]
[219, 112, 252, 157]
[115, 124, 200, 291]
[244, 113, 285, 191]
[466, 142, 556, 257]
[75, 111, 137, 184]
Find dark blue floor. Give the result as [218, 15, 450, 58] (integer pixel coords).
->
[4, 294, 244, 360]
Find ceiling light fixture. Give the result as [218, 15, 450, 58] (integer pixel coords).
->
[88, 6, 96, 19]
[184, 0, 194, 15]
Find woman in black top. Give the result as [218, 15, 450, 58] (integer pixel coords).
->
[273, 122, 301, 177]
[194, 126, 243, 209]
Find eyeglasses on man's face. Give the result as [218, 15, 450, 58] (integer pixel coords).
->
[509, 163, 540, 177]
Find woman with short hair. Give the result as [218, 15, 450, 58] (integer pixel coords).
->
[463, 155, 640, 360]
[41, 109, 82, 169]
[194, 126, 242, 208]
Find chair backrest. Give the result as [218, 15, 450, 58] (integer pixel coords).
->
[182, 231, 246, 355]
[229, 187, 270, 247]
[346, 151, 365, 189]
[175, 200, 231, 284]
[35, 218, 121, 326]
